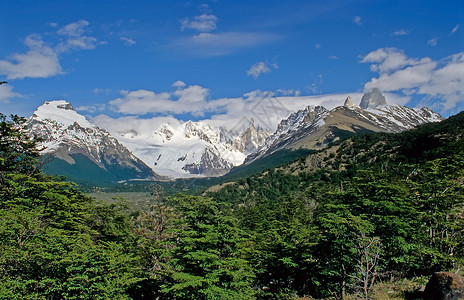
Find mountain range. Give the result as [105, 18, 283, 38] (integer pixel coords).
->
[245, 88, 442, 166]
[27, 89, 443, 183]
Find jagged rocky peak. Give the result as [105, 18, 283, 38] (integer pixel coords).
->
[360, 88, 387, 109]
[239, 119, 271, 154]
[344, 96, 355, 108]
[154, 124, 174, 141]
[184, 120, 216, 144]
[304, 105, 328, 122]
[243, 118, 271, 136]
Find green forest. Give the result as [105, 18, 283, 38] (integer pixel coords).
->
[1, 111, 463, 299]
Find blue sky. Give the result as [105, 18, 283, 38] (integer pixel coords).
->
[0, 0, 463, 131]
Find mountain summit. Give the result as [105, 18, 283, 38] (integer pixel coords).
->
[28, 100, 163, 183]
[360, 87, 387, 109]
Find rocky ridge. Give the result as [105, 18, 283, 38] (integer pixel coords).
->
[244, 89, 443, 166]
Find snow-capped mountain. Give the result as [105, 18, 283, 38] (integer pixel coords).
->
[27, 89, 442, 181]
[112, 119, 271, 178]
[28, 100, 163, 183]
[245, 88, 443, 165]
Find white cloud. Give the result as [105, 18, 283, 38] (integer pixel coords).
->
[173, 31, 280, 56]
[92, 114, 183, 138]
[174, 85, 210, 117]
[0, 34, 62, 79]
[427, 37, 438, 47]
[246, 61, 278, 79]
[247, 62, 270, 78]
[451, 24, 459, 35]
[56, 20, 98, 52]
[417, 53, 464, 110]
[76, 103, 106, 113]
[0, 84, 21, 102]
[361, 47, 419, 75]
[362, 48, 464, 111]
[109, 83, 213, 116]
[64, 36, 98, 50]
[199, 4, 211, 13]
[172, 80, 186, 88]
[93, 88, 112, 94]
[306, 74, 323, 94]
[393, 29, 409, 36]
[181, 14, 218, 32]
[364, 60, 436, 91]
[276, 89, 301, 96]
[192, 31, 278, 47]
[110, 89, 173, 115]
[0, 20, 99, 80]
[353, 16, 362, 26]
[120, 37, 136, 46]
[57, 20, 89, 37]
[103, 80, 376, 133]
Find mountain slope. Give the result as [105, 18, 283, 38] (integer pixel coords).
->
[28, 100, 164, 184]
[244, 89, 442, 166]
[204, 110, 464, 300]
[207, 109, 464, 204]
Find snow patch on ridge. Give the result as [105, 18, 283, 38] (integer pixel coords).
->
[32, 100, 95, 129]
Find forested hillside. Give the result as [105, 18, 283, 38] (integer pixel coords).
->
[206, 111, 464, 298]
[1, 111, 463, 299]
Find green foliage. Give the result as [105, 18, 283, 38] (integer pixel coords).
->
[0, 113, 42, 175]
[0, 227, 141, 299]
[0, 114, 144, 299]
[315, 204, 376, 298]
[158, 195, 256, 299]
[242, 194, 320, 298]
[209, 112, 464, 298]
[406, 155, 464, 270]
[224, 148, 314, 181]
[2, 111, 464, 299]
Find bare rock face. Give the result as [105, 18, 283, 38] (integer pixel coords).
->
[360, 88, 387, 109]
[423, 272, 464, 300]
[344, 96, 355, 108]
